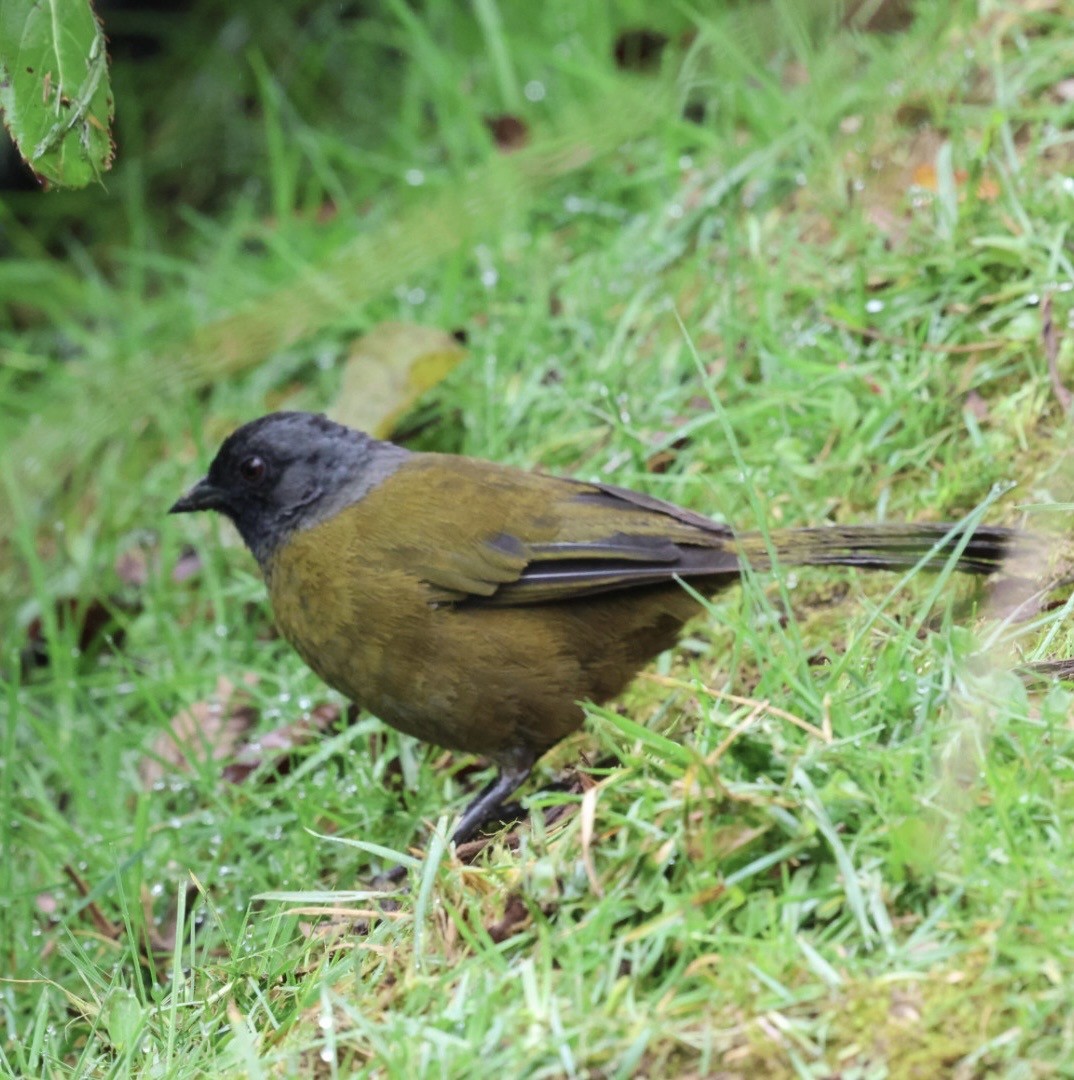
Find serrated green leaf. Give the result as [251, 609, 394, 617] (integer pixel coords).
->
[0, 0, 114, 188]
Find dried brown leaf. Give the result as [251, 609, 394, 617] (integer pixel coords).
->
[115, 542, 202, 588]
[486, 893, 530, 943]
[139, 675, 259, 790]
[142, 680, 348, 790]
[220, 701, 346, 784]
[171, 546, 203, 583]
[484, 114, 529, 153]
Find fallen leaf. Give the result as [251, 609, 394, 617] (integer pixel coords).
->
[141, 681, 350, 791]
[330, 322, 466, 439]
[484, 114, 529, 152]
[139, 675, 259, 789]
[171, 546, 203, 584]
[486, 893, 530, 943]
[116, 542, 202, 587]
[220, 701, 347, 784]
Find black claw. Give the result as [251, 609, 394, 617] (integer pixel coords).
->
[451, 761, 534, 845]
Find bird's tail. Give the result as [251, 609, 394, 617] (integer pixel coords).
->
[734, 522, 1027, 577]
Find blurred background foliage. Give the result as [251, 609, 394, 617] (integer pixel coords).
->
[0, 0, 863, 607]
[9, 2, 1074, 1073]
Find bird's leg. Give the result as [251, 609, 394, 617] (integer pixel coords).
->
[374, 757, 536, 885]
[451, 758, 535, 846]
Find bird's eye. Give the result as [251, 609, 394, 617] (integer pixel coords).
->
[239, 455, 267, 485]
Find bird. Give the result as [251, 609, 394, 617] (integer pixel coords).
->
[170, 411, 1023, 845]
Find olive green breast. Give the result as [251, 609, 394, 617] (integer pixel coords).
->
[261, 464, 710, 764]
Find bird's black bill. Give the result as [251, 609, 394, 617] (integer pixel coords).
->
[169, 477, 225, 514]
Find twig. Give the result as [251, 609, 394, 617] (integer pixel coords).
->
[63, 865, 121, 939]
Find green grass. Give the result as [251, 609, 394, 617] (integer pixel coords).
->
[4, 0, 1074, 1074]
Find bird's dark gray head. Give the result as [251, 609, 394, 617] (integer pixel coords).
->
[170, 412, 409, 565]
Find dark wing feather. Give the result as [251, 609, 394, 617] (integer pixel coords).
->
[383, 455, 1020, 609]
[393, 456, 737, 608]
[479, 544, 741, 605]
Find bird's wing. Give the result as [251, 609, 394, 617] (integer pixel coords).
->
[376, 455, 739, 607]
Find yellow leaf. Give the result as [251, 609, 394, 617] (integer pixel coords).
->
[330, 322, 466, 438]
